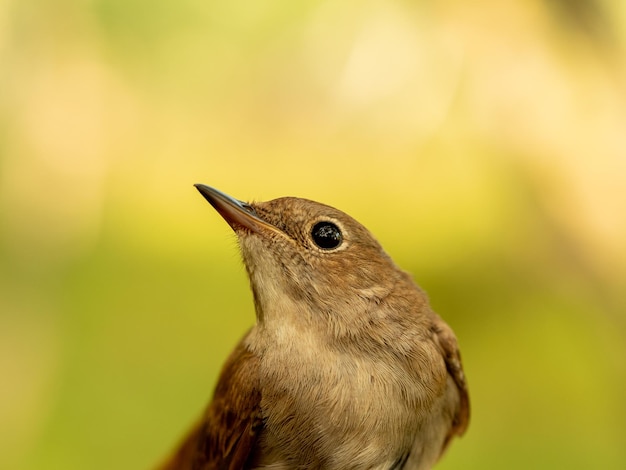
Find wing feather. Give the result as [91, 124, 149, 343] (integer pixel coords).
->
[157, 336, 262, 470]
[431, 319, 470, 451]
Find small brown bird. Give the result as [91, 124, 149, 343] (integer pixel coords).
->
[158, 184, 469, 470]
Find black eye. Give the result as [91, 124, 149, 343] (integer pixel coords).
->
[311, 222, 342, 249]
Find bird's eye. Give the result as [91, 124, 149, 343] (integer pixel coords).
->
[311, 222, 342, 250]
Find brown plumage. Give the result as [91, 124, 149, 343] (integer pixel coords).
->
[157, 185, 469, 470]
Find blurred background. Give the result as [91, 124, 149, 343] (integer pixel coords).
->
[1, 0, 625, 469]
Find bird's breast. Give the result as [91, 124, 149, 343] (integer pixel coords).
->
[246, 324, 445, 469]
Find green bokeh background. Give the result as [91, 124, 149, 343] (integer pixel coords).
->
[1, 1, 625, 469]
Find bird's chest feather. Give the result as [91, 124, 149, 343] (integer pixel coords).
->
[248, 324, 445, 469]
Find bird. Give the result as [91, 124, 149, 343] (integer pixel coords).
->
[157, 184, 469, 470]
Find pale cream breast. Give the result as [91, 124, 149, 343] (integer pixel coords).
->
[247, 316, 450, 469]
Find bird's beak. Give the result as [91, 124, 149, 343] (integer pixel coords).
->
[194, 184, 281, 235]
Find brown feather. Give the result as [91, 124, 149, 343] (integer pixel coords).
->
[157, 335, 262, 470]
[430, 318, 470, 455]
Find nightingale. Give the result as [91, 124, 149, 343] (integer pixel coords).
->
[158, 184, 469, 470]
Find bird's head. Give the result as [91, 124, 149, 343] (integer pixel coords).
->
[195, 184, 422, 345]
